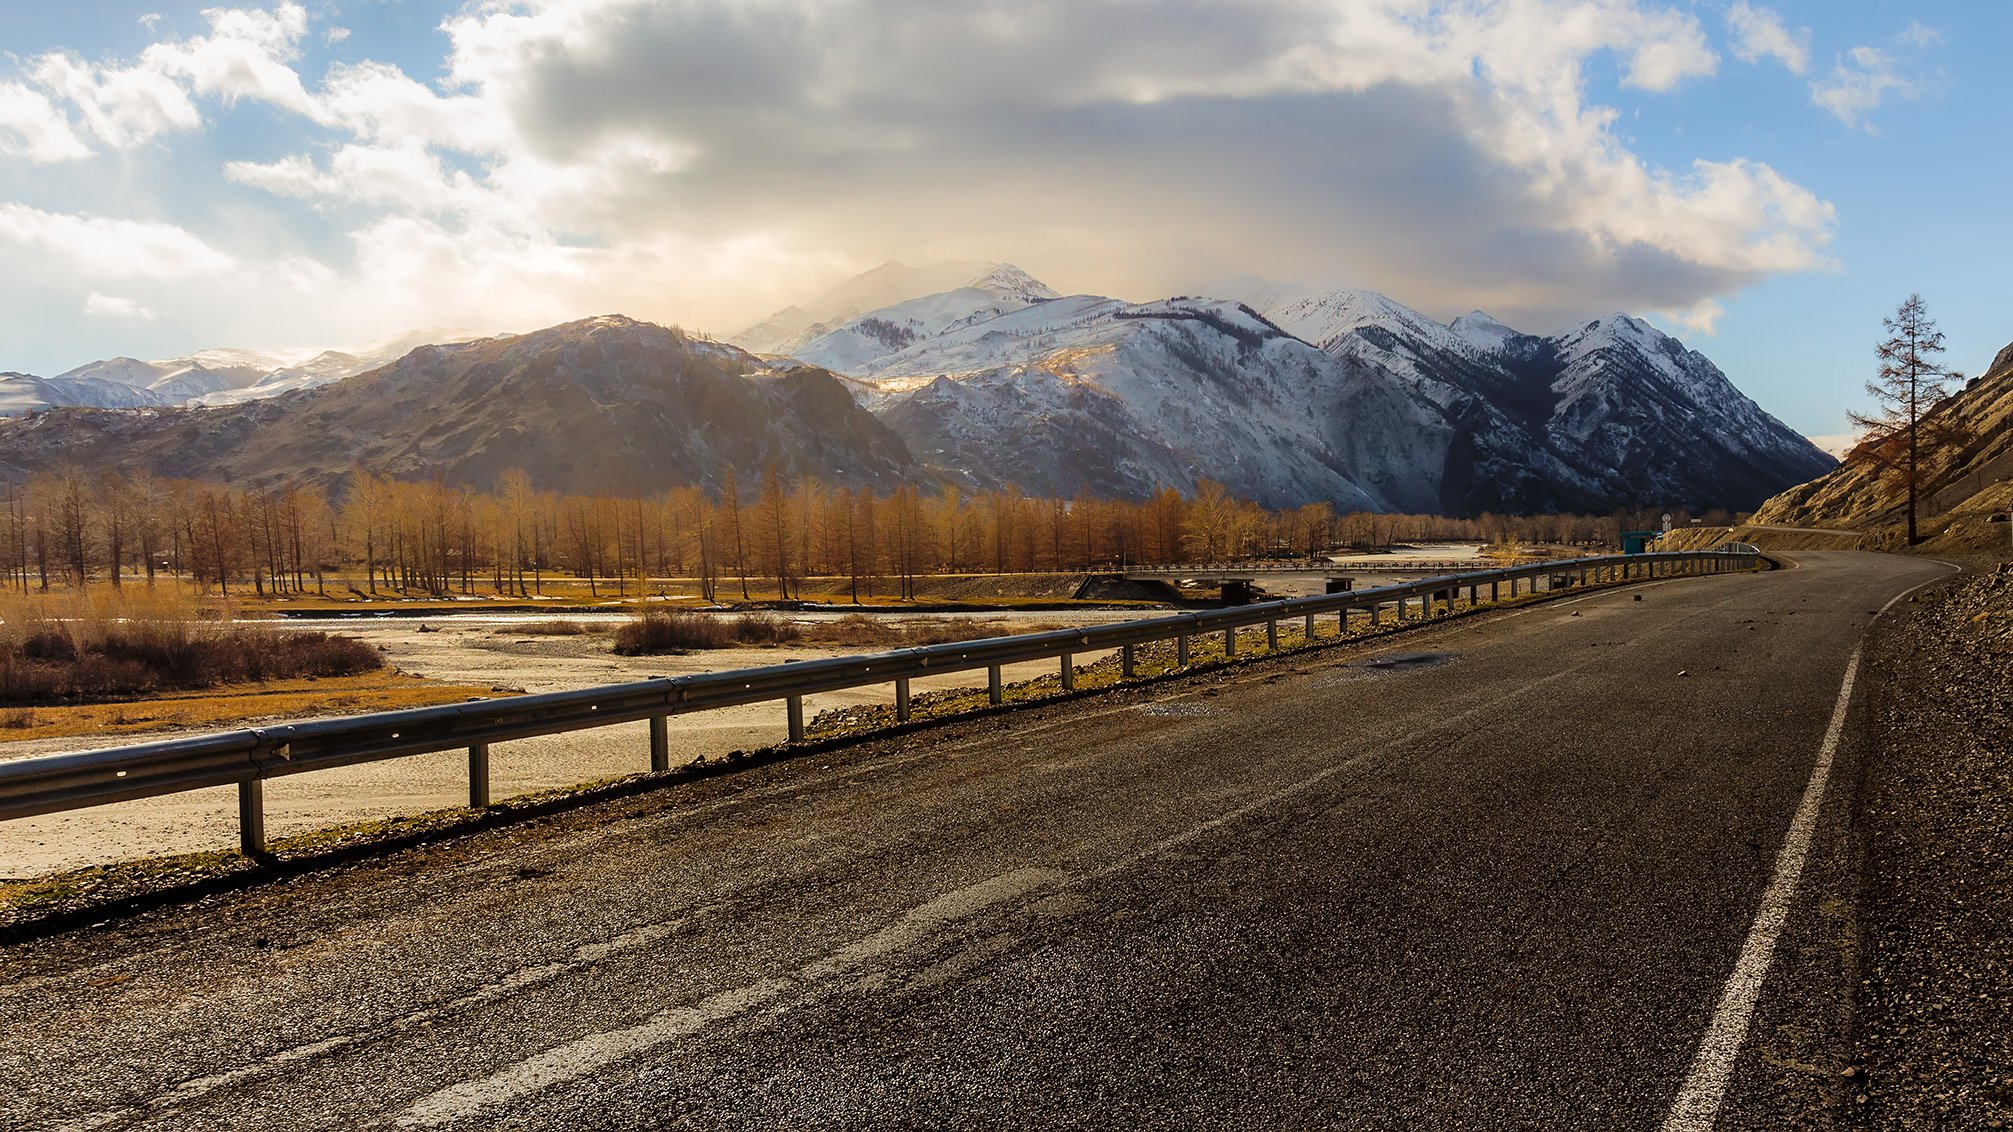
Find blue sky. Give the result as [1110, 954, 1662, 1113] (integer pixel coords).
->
[0, 1, 2003, 448]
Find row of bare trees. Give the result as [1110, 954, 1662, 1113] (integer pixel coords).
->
[0, 467, 1724, 600]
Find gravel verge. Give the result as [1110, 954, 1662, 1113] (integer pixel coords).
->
[1855, 561, 2013, 1126]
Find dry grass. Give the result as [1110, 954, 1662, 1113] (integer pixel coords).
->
[0, 672, 503, 744]
[0, 590, 381, 704]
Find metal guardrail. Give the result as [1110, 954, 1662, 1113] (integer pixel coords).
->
[0, 550, 1756, 857]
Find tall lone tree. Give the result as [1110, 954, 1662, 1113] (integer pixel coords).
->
[1849, 294, 1966, 545]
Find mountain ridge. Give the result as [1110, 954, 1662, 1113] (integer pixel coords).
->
[0, 263, 1836, 516]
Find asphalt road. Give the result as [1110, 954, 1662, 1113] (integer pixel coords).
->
[0, 550, 1951, 1130]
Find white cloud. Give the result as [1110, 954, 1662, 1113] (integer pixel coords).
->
[21, 2, 313, 150]
[1811, 23, 1942, 131]
[326, 26, 352, 46]
[1726, 2, 1809, 74]
[85, 292, 160, 320]
[0, 203, 237, 279]
[0, 0, 1839, 343]
[1656, 296, 1724, 336]
[29, 51, 201, 148]
[0, 81, 93, 162]
[227, 143, 484, 213]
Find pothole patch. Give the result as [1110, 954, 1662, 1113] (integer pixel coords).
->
[1352, 651, 1457, 672]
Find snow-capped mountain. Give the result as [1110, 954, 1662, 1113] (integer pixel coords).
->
[730, 260, 1035, 358]
[870, 297, 1459, 511]
[1537, 312, 1836, 509]
[784, 274, 1832, 512]
[788, 264, 1060, 373]
[1, 328, 485, 417]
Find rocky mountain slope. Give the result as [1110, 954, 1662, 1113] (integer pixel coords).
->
[1753, 342, 2013, 543]
[0, 317, 917, 496]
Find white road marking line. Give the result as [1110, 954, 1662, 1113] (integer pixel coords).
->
[395, 867, 1063, 1129]
[1661, 567, 1957, 1131]
[1660, 644, 1860, 1132]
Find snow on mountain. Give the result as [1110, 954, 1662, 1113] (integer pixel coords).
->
[730, 260, 1003, 355]
[1448, 311, 1520, 354]
[1539, 313, 1834, 507]
[863, 296, 1460, 511]
[787, 264, 1063, 374]
[0, 372, 172, 416]
[195, 327, 485, 406]
[792, 275, 1830, 513]
[2, 328, 485, 416]
[1263, 289, 1474, 360]
[1207, 275, 1311, 316]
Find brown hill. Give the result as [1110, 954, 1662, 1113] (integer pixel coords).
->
[1752, 342, 2013, 551]
[0, 316, 920, 496]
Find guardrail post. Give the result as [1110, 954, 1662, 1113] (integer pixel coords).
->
[1224, 626, 1237, 657]
[1122, 644, 1137, 678]
[238, 779, 265, 857]
[1303, 612, 1316, 641]
[895, 678, 911, 722]
[1060, 653, 1075, 691]
[1266, 619, 1278, 651]
[787, 694, 805, 742]
[1370, 602, 1381, 626]
[469, 743, 491, 808]
[1491, 579, 1499, 602]
[649, 715, 669, 773]
[1177, 634, 1190, 666]
[988, 665, 1004, 705]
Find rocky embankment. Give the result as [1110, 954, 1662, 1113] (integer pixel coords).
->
[1857, 564, 2013, 1124]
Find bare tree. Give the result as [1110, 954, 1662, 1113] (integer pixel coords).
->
[1849, 294, 1968, 544]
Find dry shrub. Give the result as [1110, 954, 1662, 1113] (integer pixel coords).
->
[0, 590, 380, 704]
[509, 620, 597, 636]
[730, 613, 802, 645]
[613, 611, 804, 654]
[613, 611, 733, 654]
